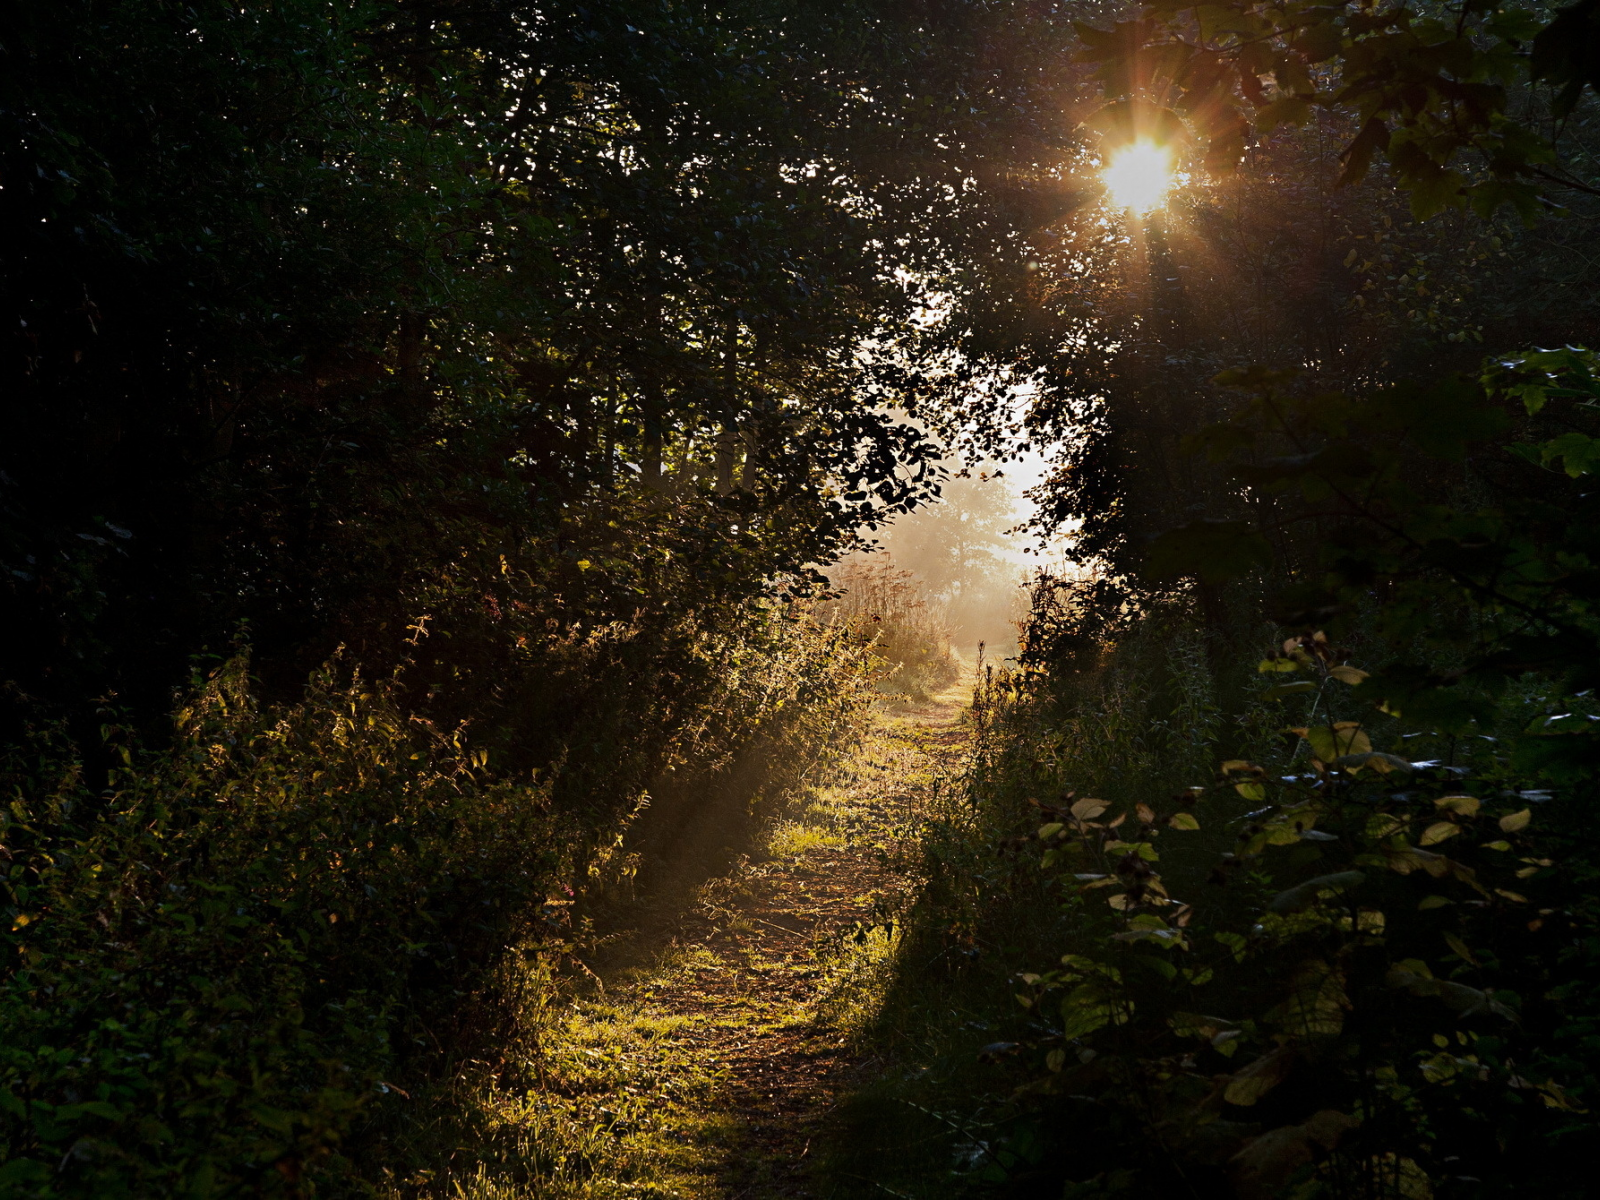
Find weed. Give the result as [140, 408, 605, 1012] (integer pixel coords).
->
[822, 558, 962, 702]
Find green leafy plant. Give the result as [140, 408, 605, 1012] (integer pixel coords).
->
[1009, 631, 1596, 1196]
[0, 602, 870, 1196]
[976, 349, 1600, 1195]
[833, 349, 1600, 1198]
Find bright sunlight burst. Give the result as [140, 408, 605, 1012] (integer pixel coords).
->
[1103, 141, 1174, 213]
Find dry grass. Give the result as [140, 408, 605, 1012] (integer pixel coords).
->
[820, 556, 962, 700]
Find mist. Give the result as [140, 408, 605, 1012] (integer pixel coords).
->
[844, 461, 1044, 662]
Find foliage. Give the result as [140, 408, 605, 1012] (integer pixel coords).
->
[796, 5, 1600, 1194]
[2, 657, 551, 1196]
[1071, 0, 1600, 221]
[0, 607, 868, 1196]
[1147, 347, 1600, 753]
[827, 347, 1600, 1198]
[0, 2, 1088, 1186]
[10, 0, 1600, 1193]
[875, 472, 1028, 651]
[1000, 628, 1600, 1197]
[1, 0, 1083, 730]
[979, 2, 1600, 622]
[832, 605, 1600, 1197]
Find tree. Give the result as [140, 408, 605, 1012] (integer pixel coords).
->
[877, 471, 1026, 648]
[0, 0, 1084, 729]
[1072, 0, 1600, 222]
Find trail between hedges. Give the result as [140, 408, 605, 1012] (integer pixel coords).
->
[555, 678, 974, 1199]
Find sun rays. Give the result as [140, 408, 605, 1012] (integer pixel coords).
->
[1103, 141, 1176, 213]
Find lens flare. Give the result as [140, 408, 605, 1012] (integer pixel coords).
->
[1103, 141, 1174, 213]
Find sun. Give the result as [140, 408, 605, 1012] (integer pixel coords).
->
[1103, 141, 1175, 213]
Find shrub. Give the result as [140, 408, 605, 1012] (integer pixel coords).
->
[2, 657, 539, 1195]
[832, 350, 1600, 1198]
[0, 604, 869, 1197]
[993, 630, 1600, 1197]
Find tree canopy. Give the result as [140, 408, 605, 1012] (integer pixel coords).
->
[6, 0, 1600, 1194]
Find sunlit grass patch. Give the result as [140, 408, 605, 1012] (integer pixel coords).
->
[379, 927, 764, 1200]
[627, 1011, 692, 1041]
[378, 689, 962, 1200]
[767, 819, 847, 857]
[814, 921, 904, 1042]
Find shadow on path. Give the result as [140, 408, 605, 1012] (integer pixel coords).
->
[580, 675, 975, 1198]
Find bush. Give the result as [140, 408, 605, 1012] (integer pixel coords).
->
[831, 350, 1600, 1198]
[987, 629, 1600, 1198]
[0, 605, 868, 1197]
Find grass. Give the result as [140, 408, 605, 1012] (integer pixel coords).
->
[372, 938, 787, 1200]
[766, 817, 848, 858]
[360, 674, 977, 1200]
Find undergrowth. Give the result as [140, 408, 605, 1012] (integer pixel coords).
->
[393, 681, 951, 1200]
[0, 605, 869, 1197]
[827, 346, 1600, 1200]
[827, 605, 1600, 1199]
[823, 558, 962, 702]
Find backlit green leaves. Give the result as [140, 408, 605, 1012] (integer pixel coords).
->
[1519, 432, 1600, 478]
[1275, 959, 1351, 1038]
[1112, 912, 1189, 950]
[1221, 759, 1269, 800]
[1488, 348, 1600, 417]
[1292, 722, 1372, 764]
[1419, 821, 1461, 846]
[1056, 957, 1132, 1039]
[1224, 1045, 1296, 1106]
[1072, 797, 1110, 822]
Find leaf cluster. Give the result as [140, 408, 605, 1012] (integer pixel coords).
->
[982, 620, 1600, 1196]
[1073, 0, 1600, 221]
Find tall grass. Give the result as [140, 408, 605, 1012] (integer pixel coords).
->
[822, 557, 962, 700]
[0, 604, 871, 1197]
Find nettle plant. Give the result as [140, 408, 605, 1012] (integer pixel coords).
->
[1014, 628, 1593, 1198]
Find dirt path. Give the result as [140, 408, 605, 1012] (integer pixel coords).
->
[532, 681, 974, 1199]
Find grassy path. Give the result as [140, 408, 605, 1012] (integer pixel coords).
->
[514, 681, 974, 1199]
